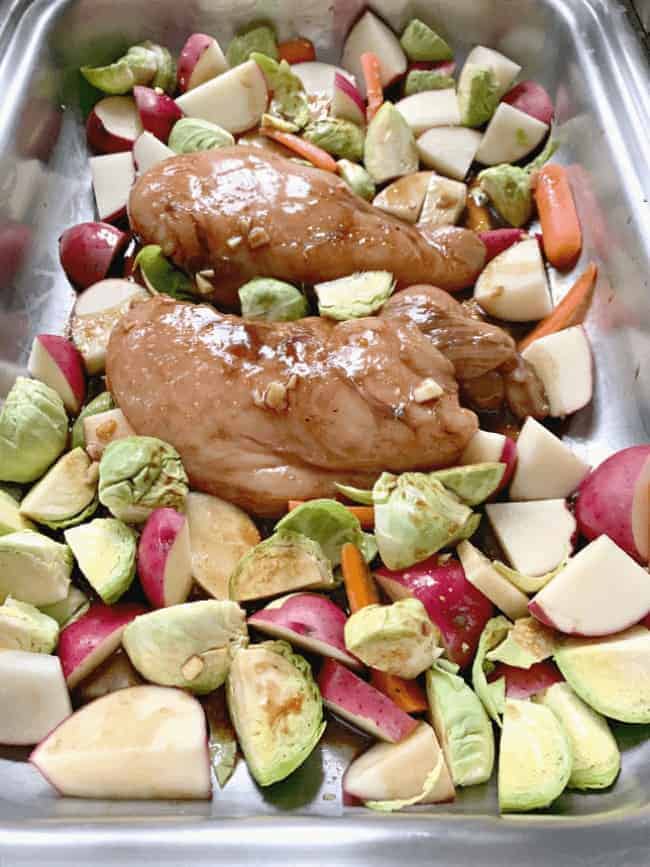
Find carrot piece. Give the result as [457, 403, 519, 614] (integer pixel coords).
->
[278, 38, 316, 65]
[466, 181, 492, 232]
[518, 262, 597, 351]
[260, 128, 338, 172]
[341, 542, 380, 612]
[370, 670, 429, 714]
[534, 163, 582, 269]
[288, 500, 374, 529]
[361, 52, 383, 122]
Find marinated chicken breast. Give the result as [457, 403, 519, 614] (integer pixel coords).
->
[128, 147, 486, 307]
[107, 296, 478, 517]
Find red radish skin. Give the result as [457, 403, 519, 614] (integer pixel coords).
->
[59, 222, 129, 289]
[86, 96, 143, 154]
[30, 334, 86, 412]
[375, 556, 493, 668]
[58, 602, 147, 688]
[177, 34, 227, 93]
[478, 229, 527, 263]
[318, 659, 418, 743]
[503, 81, 555, 125]
[332, 72, 366, 125]
[137, 508, 192, 608]
[499, 437, 518, 492]
[408, 61, 456, 76]
[576, 446, 650, 561]
[133, 87, 183, 143]
[489, 661, 564, 699]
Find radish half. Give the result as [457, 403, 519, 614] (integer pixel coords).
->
[86, 96, 143, 154]
[89, 152, 135, 222]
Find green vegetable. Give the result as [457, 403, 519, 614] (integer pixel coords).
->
[64, 518, 137, 604]
[458, 65, 499, 127]
[364, 102, 418, 184]
[0, 488, 34, 535]
[81, 41, 174, 95]
[275, 498, 375, 568]
[333, 482, 374, 506]
[471, 615, 512, 725]
[366, 744, 448, 812]
[227, 25, 278, 67]
[400, 19, 453, 62]
[303, 118, 365, 162]
[344, 598, 441, 678]
[0, 530, 72, 607]
[122, 601, 249, 694]
[486, 616, 557, 669]
[493, 558, 565, 594]
[168, 118, 235, 154]
[314, 271, 395, 320]
[0, 377, 68, 484]
[98, 435, 188, 524]
[404, 69, 455, 96]
[251, 52, 310, 129]
[525, 136, 560, 173]
[204, 688, 238, 787]
[0, 597, 59, 653]
[134, 245, 196, 301]
[39, 585, 89, 628]
[337, 159, 376, 201]
[261, 113, 300, 134]
[238, 277, 309, 321]
[230, 529, 336, 602]
[143, 40, 176, 94]
[426, 660, 495, 786]
[226, 640, 325, 786]
[19, 448, 98, 530]
[372, 472, 475, 570]
[71, 391, 114, 450]
[431, 462, 505, 506]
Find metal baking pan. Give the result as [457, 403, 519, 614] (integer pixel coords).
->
[1, 0, 649, 863]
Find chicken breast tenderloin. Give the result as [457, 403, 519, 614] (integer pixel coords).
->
[107, 296, 478, 517]
[128, 147, 486, 307]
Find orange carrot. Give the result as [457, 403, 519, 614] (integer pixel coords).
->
[535, 163, 582, 269]
[361, 52, 383, 121]
[260, 128, 338, 172]
[288, 500, 374, 529]
[341, 542, 380, 612]
[370, 670, 429, 714]
[278, 38, 316, 64]
[518, 262, 597, 351]
[466, 181, 492, 232]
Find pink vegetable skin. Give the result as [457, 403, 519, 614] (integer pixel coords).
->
[374, 556, 493, 668]
[59, 222, 129, 289]
[137, 507, 192, 608]
[576, 445, 650, 562]
[489, 661, 564, 699]
[502, 80, 555, 125]
[478, 229, 527, 263]
[133, 86, 183, 143]
[408, 60, 456, 76]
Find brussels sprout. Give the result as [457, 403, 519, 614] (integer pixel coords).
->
[0, 530, 72, 606]
[333, 481, 374, 505]
[492, 558, 565, 594]
[81, 42, 170, 95]
[404, 69, 456, 96]
[19, 448, 98, 530]
[372, 472, 475, 570]
[238, 278, 309, 322]
[39, 585, 90, 628]
[0, 488, 35, 535]
[122, 600, 248, 694]
[168, 118, 235, 154]
[472, 616, 513, 725]
[479, 164, 533, 228]
[204, 687, 238, 787]
[364, 103, 418, 184]
[227, 25, 278, 67]
[344, 598, 441, 678]
[226, 640, 325, 786]
[230, 530, 336, 602]
[134, 245, 196, 300]
[251, 53, 310, 129]
[400, 19, 453, 62]
[64, 518, 136, 604]
[0, 377, 68, 484]
[337, 159, 376, 201]
[315, 271, 395, 321]
[71, 391, 115, 450]
[98, 436, 188, 524]
[426, 659, 495, 786]
[486, 616, 557, 669]
[275, 498, 375, 567]
[458, 65, 499, 128]
[432, 462, 505, 506]
[303, 118, 365, 162]
[0, 597, 59, 653]
[143, 40, 176, 94]
[525, 137, 559, 173]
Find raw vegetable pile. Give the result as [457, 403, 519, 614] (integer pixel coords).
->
[1, 9, 649, 816]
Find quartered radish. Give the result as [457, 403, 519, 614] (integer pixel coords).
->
[89, 152, 135, 222]
[292, 62, 355, 97]
[462, 46, 521, 97]
[138, 508, 193, 609]
[417, 126, 482, 181]
[509, 417, 590, 501]
[503, 80, 554, 125]
[331, 73, 365, 125]
[177, 33, 228, 93]
[461, 429, 517, 492]
[372, 172, 433, 223]
[58, 221, 129, 290]
[28, 334, 86, 414]
[0, 651, 71, 746]
[457, 540, 530, 621]
[175, 59, 268, 134]
[342, 10, 407, 96]
[133, 131, 175, 174]
[395, 89, 460, 135]
[521, 326, 593, 417]
[86, 96, 143, 155]
[478, 228, 526, 263]
[418, 175, 467, 229]
[474, 238, 552, 322]
[475, 103, 549, 166]
[133, 86, 182, 142]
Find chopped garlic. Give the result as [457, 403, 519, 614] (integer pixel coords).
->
[413, 378, 444, 403]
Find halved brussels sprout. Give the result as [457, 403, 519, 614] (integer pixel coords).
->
[238, 277, 309, 322]
[134, 246, 196, 301]
[458, 66, 499, 128]
[0, 488, 34, 535]
[303, 118, 365, 162]
[404, 69, 455, 96]
[314, 272, 395, 321]
[226, 640, 325, 786]
[471, 615, 513, 725]
[0, 530, 72, 606]
[364, 102, 418, 184]
[64, 518, 136, 604]
[19, 448, 98, 529]
[227, 25, 278, 67]
[81, 41, 173, 95]
[39, 584, 89, 628]
[400, 19, 453, 62]
[493, 559, 565, 595]
[479, 164, 532, 228]
[337, 160, 376, 201]
[0, 597, 59, 653]
[251, 52, 309, 129]
[432, 462, 505, 506]
[168, 118, 235, 154]
[486, 616, 557, 669]
[71, 391, 115, 450]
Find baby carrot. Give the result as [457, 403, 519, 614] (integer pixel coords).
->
[370, 670, 429, 714]
[260, 128, 338, 172]
[534, 163, 582, 269]
[518, 262, 597, 351]
[288, 500, 374, 529]
[277, 38, 316, 65]
[341, 542, 380, 612]
[361, 52, 383, 121]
